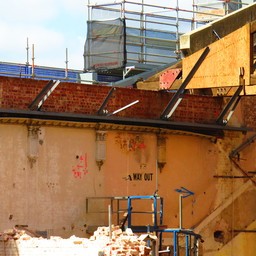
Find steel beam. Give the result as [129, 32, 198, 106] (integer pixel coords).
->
[213, 175, 253, 178]
[0, 108, 251, 136]
[229, 133, 256, 158]
[98, 87, 116, 115]
[216, 86, 243, 125]
[160, 46, 210, 120]
[28, 80, 60, 111]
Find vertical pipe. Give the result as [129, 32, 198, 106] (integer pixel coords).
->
[155, 159, 158, 193]
[117, 199, 120, 225]
[173, 231, 177, 256]
[26, 38, 29, 78]
[32, 44, 35, 77]
[87, 0, 92, 70]
[121, 0, 125, 19]
[176, 0, 180, 60]
[65, 48, 68, 80]
[127, 197, 131, 227]
[108, 204, 112, 241]
[121, 0, 125, 78]
[153, 196, 157, 229]
[192, 0, 195, 30]
[179, 194, 183, 229]
[140, 0, 144, 63]
[87, 0, 91, 21]
[185, 235, 189, 256]
[26, 38, 29, 66]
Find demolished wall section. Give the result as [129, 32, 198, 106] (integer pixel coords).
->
[0, 227, 152, 256]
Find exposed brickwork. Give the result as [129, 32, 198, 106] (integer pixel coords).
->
[0, 227, 152, 256]
[0, 76, 222, 123]
[241, 96, 256, 129]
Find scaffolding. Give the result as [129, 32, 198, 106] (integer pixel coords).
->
[84, 0, 252, 80]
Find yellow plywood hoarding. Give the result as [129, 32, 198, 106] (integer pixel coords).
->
[183, 24, 250, 89]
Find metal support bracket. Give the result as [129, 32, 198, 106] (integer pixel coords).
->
[229, 133, 256, 159]
[98, 87, 116, 115]
[123, 66, 135, 79]
[216, 85, 243, 125]
[160, 46, 210, 120]
[28, 80, 60, 111]
[212, 29, 221, 40]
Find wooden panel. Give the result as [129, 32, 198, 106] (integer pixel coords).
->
[183, 24, 250, 90]
[245, 85, 256, 95]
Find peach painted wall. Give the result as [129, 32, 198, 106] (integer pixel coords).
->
[0, 122, 220, 238]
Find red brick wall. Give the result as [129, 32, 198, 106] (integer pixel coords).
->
[0, 76, 222, 123]
[241, 96, 256, 129]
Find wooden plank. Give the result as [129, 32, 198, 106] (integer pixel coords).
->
[250, 20, 256, 34]
[183, 24, 251, 90]
[245, 85, 256, 95]
[136, 81, 160, 90]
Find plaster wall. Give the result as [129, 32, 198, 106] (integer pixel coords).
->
[214, 220, 256, 256]
[0, 123, 220, 239]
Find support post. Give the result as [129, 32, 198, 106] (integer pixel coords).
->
[108, 204, 112, 241]
[32, 44, 35, 77]
[65, 48, 69, 80]
[179, 194, 183, 229]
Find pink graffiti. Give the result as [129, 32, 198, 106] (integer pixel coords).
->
[72, 154, 89, 179]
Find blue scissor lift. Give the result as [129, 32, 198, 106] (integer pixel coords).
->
[86, 195, 202, 256]
[126, 195, 202, 256]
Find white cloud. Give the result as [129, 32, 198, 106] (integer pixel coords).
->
[0, 0, 57, 24]
[0, 0, 208, 70]
[0, 0, 86, 69]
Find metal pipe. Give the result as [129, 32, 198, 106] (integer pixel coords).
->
[26, 38, 29, 66]
[108, 204, 112, 241]
[179, 194, 183, 229]
[185, 235, 189, 256]
[32, 44, 35, 77]
[93, 4, 224, 18]
[213, 175, 254, 178]
[176, 0, 180, 60]
[107, 100, 139, 116]
[65, 48, 68, 79]
[173, 231, 177, 256]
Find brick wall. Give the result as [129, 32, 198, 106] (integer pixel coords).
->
[0, 227, 152, 256]
[0, 76, 222, 123]
[241, 96, 256, 129]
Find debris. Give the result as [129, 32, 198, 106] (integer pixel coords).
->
[0, 226, 153, 256]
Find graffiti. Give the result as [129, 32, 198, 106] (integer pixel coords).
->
[123, 172, 153, 181]
[71, 154, 89, 179]
[175, 186, 194, 198]
[115, 134, 146, 152]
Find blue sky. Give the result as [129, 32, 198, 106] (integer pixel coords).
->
[0, 0, 86, 70]
[0, 0, 252, 70]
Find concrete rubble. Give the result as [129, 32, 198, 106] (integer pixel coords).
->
[0, 226, 153, 256]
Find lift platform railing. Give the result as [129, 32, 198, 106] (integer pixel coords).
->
[86, 195, 203, 256]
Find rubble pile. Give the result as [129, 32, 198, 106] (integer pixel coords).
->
[0, 228, 28, 241]
[0, 226, 152, 256]
[90, 226, 151, 256]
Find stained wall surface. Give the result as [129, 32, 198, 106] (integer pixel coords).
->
[0, 76, 256, 255]
[0, 122, 220, 237]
